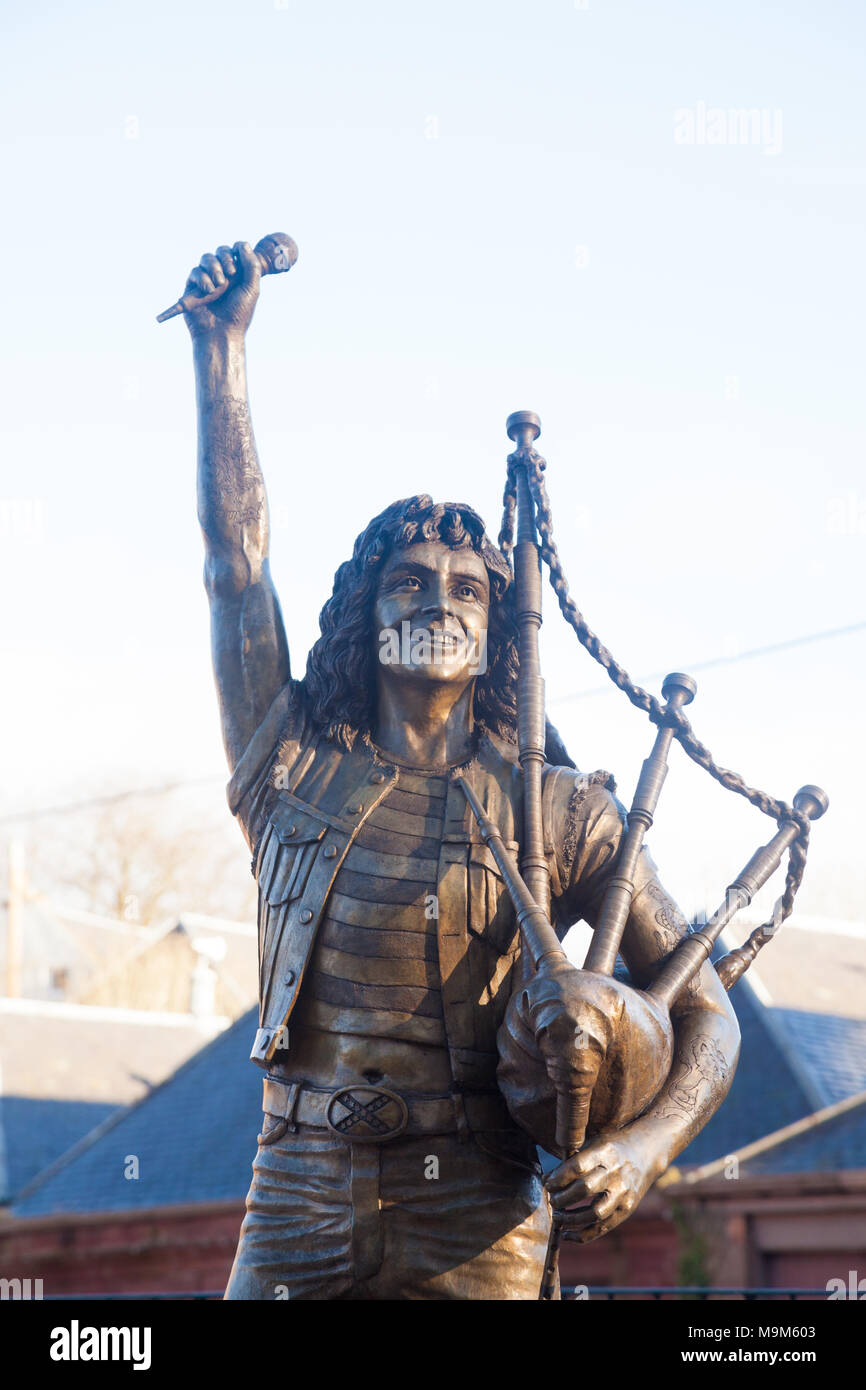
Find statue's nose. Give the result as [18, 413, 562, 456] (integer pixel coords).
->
[421, 594, 457, 618]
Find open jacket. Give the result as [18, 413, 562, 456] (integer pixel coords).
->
[228, 681, 656, 1090]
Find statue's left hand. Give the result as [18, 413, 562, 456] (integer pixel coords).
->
[543, 1130, 657, 1243]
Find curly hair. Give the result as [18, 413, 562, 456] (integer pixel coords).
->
[300, 495, 519, 750]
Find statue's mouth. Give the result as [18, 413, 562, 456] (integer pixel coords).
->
[414, 624, 466, 650]
[378, 619, 483, 672]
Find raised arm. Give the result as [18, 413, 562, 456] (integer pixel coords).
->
[186, 241, 291, 770]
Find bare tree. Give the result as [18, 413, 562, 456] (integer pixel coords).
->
[24, 787, 256, 926]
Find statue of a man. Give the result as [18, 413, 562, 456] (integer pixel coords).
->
[185, 240, 740, 1300]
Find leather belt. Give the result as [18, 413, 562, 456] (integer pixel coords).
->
[259, 1075, 512, 1145]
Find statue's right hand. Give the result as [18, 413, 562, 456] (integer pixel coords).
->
[182, 241, 261, 339]
[524, 963, 618, 1154]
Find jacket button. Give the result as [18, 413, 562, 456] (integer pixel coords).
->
[299, 908, 313, 924]
[371, 771, 385, 784]
[284, 970, 295, 985]
[285, 825, 297, 837]
[351, 804, 364, 815]
[324, 844, 337, 858]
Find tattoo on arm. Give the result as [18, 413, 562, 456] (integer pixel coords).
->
[644, 882, 701, 1002]
[201, 397, 266, 539]
[654, 1033, 729, 1120]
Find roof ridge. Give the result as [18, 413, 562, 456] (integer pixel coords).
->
[10, 1006, 256, 1212]
[682, 1087, 866, 1185]
[10, 1102, 133, 1207]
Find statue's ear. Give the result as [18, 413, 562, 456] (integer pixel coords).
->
[544, 716, 576, 769]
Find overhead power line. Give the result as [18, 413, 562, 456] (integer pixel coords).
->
[3, 620, 864, 823]
[0, 775, 224, 826]
[548, 619, 866, 706]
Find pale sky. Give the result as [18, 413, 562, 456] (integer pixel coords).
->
[1, 0, 864, 928]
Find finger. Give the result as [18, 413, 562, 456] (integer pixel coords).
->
[543, 1156, 581, 1194]
[544, 1146, 605, 1193]
[233, 240, 261, 288]
[574, 1163, 609, 1195]
[216, 245, 237, 277]
[573, 1147, 611, 1176]
[550, 1181, 589, 1210]
[591, 1187, 621, 1222]
[558, 1206, 598, 1236]
[576, 1203, 628, 1244]
[201, 253, 226, 287]
[188, 267, 216, 297]
[550, 1165, 609, 1210]
[545, 1141, 611, 1190]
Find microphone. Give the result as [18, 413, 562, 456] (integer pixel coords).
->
[156, 233, 298, 323]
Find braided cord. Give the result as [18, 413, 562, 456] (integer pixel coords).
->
[502, 447, 811, 932]
[498, 465, 518, 559]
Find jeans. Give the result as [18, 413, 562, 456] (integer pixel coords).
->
[224, 1126, 556, 1300]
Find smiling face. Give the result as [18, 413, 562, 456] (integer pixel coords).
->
[372, 540, 491, 686]
[303, 495, 520, 751]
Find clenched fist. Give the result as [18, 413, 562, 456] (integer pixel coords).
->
[183, 241, 260, 339]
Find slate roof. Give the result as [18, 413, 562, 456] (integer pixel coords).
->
[769, 1009, 866, 1110]
[0, 998, 230, 1203]
[12, 1007, 260, 1217]
[734, 915, 866, 1109]
[739, 1093, 866, 1175]
[1, 1099, 118, 1204]
[680, 1091, 866, 1181]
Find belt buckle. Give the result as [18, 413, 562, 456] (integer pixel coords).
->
[325, 1085, 409, 1143]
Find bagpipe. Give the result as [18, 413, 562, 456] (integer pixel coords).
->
[455, 412, 828, 1300]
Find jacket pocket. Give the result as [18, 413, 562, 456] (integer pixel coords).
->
[255, 801, 328, 907]
[467, 840, 520, 958]
[255, 802, 330, 1013]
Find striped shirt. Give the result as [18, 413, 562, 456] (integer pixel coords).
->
[292, 765, 450, 1047]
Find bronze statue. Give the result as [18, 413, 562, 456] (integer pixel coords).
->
[169, 236, 826, 1300]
